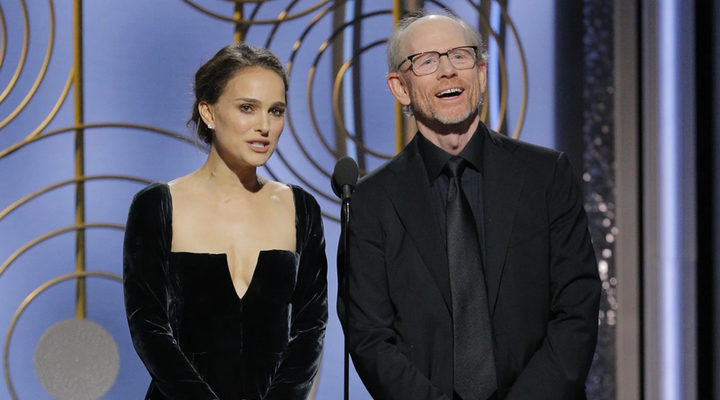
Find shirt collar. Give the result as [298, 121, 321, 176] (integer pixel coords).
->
[417, 122, 486, 182]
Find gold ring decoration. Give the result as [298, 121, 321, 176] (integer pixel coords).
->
[0, 0, 29, 104]
[21, 70, 73, 140]
[462, 0, 527, 138]
[34, 318, 120, 399]
[0, 122, 195, 160]
[329, 38, 392, 159]
[0, 223, 124, 280]
[251, 2, 372, 220]
[0, 175, 151, 221]
[3, 271, 122, 400]
[289, 8, 392, 168]
[262, 3, 338, 203]
[495, 2, 528, 139]
[307, 12, 394, 161]
[0, 0, 56, 131]
[0, 2, 8, 69]
[262, 4, 393, 215]
[181, 0, 331, 24]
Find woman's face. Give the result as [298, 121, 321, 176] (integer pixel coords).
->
[201, 66, 287, 168]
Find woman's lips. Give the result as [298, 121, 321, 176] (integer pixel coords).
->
[248, 141, 270, 152]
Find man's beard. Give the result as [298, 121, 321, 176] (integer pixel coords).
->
[411, 96, 484, 132]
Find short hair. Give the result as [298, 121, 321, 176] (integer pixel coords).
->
[386, 10, 489, 73]
[188, 42, 288, 145]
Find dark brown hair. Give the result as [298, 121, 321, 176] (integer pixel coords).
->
[188, 42, 288, 144]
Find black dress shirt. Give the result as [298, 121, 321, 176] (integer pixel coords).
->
[416, 124, 487, 263]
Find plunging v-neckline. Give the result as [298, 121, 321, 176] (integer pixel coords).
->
[170, 249, 298, 300]
[165, 183, 299, 300]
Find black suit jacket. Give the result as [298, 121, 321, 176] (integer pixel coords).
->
[338, 126, 600, 400]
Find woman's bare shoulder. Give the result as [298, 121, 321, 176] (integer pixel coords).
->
[260, 178, 294, 211]
[167, 172, 204, 198]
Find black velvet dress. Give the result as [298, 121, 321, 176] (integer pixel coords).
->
[123, 183, 328, 400]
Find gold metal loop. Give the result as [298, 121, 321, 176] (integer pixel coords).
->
[181, 0, 330, 24]
[0, 0, 29, 104]
[0, 175, 151, 222]
[3, 271, 122, 400]
[0, 122, 195, 160]
[0, 223, 124, 280]
[0, 0, 56, 131]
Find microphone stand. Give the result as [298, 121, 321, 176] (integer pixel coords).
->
[332, 155, 358, 400]
[341, 185, 351, 400]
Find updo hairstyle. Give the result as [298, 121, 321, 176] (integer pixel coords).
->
[188, 42, 288, 145]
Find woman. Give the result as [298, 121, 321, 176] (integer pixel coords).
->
[123, 43, 328, 400]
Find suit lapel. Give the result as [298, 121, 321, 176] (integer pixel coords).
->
[380, 130, 525, 314]
[385, 139, 451, 310]
[483, 130, 525, 315]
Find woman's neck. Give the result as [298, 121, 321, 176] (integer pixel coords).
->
[195, 147, 264, 194]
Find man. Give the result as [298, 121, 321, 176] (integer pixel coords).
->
[338, 11, 600, 400]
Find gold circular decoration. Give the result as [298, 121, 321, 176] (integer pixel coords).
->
[0, 224, 124, 279]
[0, 2, 8, 69]
[0, 0, 57, 132]
[181, 0, 331, 24]
[308, 16, 394, 160]
[34, 318, 120, 400]
[0, 175, 151, 221]
[260, 0, 528, 217]
[0, 122, 195, 160]
[263, 5, 394, 211]
[0, 0, 29, 105]
[3, 271, 122, 400]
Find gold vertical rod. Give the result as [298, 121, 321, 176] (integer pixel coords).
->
[393, 0, 403, 153]
[331, 2, 347, 158]
[234, 3, 244, 42]
[73, 0, 86, 319]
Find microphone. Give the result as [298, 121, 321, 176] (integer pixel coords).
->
[331, 156, 359, 200]
[331, 156, 359, 400]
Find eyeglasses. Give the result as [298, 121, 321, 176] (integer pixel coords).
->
[397, 46, 478, 76]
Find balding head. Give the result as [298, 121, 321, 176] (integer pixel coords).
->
[386, 11, 487, 73]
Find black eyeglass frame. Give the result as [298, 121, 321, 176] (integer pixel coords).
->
[396, 45, 479, 74]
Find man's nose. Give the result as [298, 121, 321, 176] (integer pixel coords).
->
[436, 54, 457, 77]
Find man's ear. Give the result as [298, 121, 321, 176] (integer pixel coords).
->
[477, 61, 488, 93]
[387, 72, 412, 106]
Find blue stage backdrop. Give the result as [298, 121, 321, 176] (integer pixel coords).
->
[0, 1, 566, 399]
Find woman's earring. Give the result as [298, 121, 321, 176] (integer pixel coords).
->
[207, 123, 213, 129]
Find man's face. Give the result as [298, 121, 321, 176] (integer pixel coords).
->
[391, 16, 487, 127]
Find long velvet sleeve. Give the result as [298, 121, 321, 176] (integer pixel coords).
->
[505, 153, 600, 399]
[123, 184, 218, 399]
[265, 189, 328, 399]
